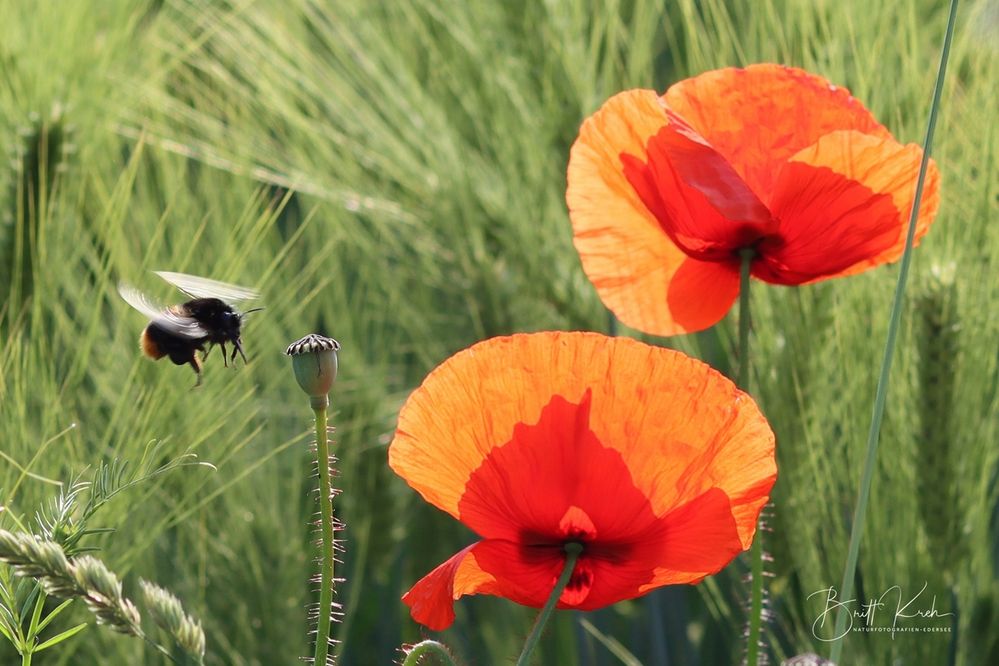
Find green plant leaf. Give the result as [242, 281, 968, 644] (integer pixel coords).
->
[26, 591, 46, 638]
[34, 622, 88, 652]
[0, 611, 17, 644]
[36, 598, 76, 633]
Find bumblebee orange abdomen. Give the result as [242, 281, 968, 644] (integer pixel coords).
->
[143, 322, 205, 366]
[140, 327, 166, 360]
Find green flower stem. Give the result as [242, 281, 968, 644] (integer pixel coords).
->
[515, 542, 583, 666]
[737, 248, 753, 390]
[285, 334, 340, 665]
[401, 640, 458, 666]
[313, 400, 335, 666]
[738, 249, 765, 666]
[829, 1, 958, 661]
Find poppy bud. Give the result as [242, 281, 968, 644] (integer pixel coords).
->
[285, 333, 340, 410]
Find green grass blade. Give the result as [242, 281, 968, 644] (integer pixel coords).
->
[578, 618, 644, 666]
[829, 0, 961, 661]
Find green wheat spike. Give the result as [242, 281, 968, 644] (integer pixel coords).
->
[915, 264, 964, 580]
[1, 105, 75, 305]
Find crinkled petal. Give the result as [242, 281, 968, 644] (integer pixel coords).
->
[404, 486, 749, 630]
[777, 130, 941, 280]
[753, 161, 901, 284]
[663, 64, 889, 197]
[456, 391, 663, 542]
[622, 113, 775, 260]
[555, 487, 746, 604]
[388, 332, 776, 550]
[567, 89, 708, 336]
[641, 486, 747, 589]
[403, 540, 576, 630]
[402, 542, 495, 631]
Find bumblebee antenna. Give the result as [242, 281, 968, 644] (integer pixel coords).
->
[241, 307, 265, 318]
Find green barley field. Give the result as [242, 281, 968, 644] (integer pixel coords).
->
[1, 0, 996, 664]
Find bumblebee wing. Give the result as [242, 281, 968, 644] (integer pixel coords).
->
[118, 283, 209, 339]
[154, 271, 259, 304]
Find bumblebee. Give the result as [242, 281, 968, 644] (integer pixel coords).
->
[119, 271, 261, 386]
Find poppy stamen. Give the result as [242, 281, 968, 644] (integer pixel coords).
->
[558, 505, 597, 542]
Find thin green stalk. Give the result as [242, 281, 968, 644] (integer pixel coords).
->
[313, 404, 335, 666]
[737, 249, 753, 390]
[515, 542, 583, 666]
[829, 1, 958, 661]
[738, 249, 765, 666]
[286, 335, 340, 664]
[140, 633, 182, 665]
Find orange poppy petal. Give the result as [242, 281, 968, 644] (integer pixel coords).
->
[663, 64, 890, 197]
[621, 114, 775, 261]
[751, 160, 902, 284]
[468, 491, 744, 611]
[406, 486, 747, 630]
[388, 332, 776, 549]
[641, 487, 747, 590]
[567, 89, 711, 336]
[402, 543, 495, 631]
[456, 391, 663, 542]
[783, 130, 941, 279]
[665, 258, 741, 334]
[404, 538, 593, 630]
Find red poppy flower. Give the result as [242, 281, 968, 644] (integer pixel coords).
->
[388, 331, 776, 630]
[567, 64, 941, 336]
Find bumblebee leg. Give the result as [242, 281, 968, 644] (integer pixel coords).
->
[233, 338, 247, 364]
[220, 342, 229, 367]
[188, 353, 203, 388]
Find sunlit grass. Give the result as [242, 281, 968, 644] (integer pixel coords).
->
[1, 0, 996, 663]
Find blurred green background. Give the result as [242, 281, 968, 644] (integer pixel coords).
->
[1, 0, 996, 663]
